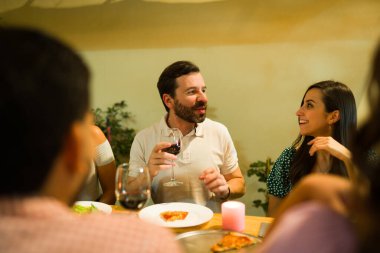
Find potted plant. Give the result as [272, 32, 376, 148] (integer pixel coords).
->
[92, 100, 136, 165]
[247, 158, 273, 214]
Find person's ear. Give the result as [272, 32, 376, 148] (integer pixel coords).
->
[328, 110, 340, 125]
[163, 94, 174, 110]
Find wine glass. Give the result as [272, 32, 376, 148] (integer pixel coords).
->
[115, 163, 151, 210]
[162, 128, 183, 187]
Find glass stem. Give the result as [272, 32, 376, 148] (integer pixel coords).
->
[171, 160, 175, 181]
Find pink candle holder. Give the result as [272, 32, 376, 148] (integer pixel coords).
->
[222, 201, 245, 232]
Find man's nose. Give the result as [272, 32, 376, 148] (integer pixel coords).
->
[198, 91, 208, 102]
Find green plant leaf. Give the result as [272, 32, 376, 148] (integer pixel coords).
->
[92, 100, 136, 165]
[253, 199, 262, 208]
[247, 159, 274, 214]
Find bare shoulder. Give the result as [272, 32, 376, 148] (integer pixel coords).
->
[300, 174, 351, 190]
[91, 125, 107, 145]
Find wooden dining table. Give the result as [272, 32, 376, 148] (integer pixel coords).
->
[111, 205, 273, 236]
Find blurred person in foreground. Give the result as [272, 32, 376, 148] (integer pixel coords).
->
[0, 27, 182, 253]
[255, 44, 380, 253]
[129, 61, 245, 212]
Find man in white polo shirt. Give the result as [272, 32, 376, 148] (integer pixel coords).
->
[129, 61, 245, 212]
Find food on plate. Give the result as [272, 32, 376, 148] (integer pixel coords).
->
[72, 204, 99, 214]
[160, 211, 189, 222]
[211, 232, 256, 252]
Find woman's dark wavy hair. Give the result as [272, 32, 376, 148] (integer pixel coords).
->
[352, 44, 380, 253]
[289, 80, 357, 185]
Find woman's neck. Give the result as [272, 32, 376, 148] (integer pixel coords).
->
[314, 151, 332, 174]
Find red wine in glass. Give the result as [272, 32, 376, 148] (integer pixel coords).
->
[119, 193, 148, 210]
[115, 163, 151, 211]
[163, 128, 183, 187]
[162, 141, 181, 155]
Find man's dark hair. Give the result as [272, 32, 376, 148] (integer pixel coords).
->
[157, 61, 199, 112]
[0, 27, 90, 195]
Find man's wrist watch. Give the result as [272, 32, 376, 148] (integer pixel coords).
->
[219, 186, 231, 201]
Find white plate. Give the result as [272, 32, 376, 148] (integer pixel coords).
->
[138, 202, 213, 228]
[73, 201, 112, 214]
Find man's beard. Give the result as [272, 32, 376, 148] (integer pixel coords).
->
[174, 99, 207, 123]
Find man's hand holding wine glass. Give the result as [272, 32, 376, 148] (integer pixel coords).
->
[161, 128, 183, 186]
[147, 142, 177, 178]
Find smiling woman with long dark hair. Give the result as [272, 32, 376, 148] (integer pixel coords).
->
[267, 80, 357, 215]
[255, 43, 380, 253]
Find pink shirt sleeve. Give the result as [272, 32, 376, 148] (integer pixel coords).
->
[256, 202, 358, 253]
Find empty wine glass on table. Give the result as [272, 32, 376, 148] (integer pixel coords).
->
[115, 163, 151, 210]
[162, 128, 183, 187]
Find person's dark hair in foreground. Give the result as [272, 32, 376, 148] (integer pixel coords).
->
[0, 27, 90, 195]
[352, 43, 380, 253]
[0, 27, 181, 253]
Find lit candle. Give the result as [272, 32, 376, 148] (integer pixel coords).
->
[222, 201, 245, 232]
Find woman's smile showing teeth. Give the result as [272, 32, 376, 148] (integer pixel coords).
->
[299, 119, 308, 124]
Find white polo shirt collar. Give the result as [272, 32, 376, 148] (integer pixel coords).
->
[159, 114, 205, 137]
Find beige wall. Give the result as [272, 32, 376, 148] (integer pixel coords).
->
[3, 0, 378, 215]
[85, 40, 375, 169]
[84, 40, 377, 215]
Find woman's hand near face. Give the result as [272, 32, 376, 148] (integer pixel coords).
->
[308, 136, 356, 179]
[308, 136, 351, 162]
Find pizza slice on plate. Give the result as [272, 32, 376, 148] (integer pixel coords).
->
[211, 232, 256, 252]
[160, 211, 189, 222]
